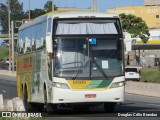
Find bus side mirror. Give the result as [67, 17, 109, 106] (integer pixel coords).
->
[124, 32, 132, 52]
[46, 32, 53, 53]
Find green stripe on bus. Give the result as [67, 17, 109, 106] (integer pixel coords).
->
[85, 80, 113, 88]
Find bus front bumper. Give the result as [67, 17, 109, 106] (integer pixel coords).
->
[49, 86, 125, 104]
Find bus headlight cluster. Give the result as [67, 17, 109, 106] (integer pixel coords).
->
[110, 81, 126, 89]
[53, 82, 70, 89]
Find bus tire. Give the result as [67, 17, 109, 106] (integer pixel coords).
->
[43, 87, 57, 114]
[46, 103, 57, 114]
[104, 102, 116, 113]
[23, 87, 33, 112]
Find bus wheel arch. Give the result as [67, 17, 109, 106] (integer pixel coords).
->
[43, 82, 57, 113]
[23, 83, 28, 111]
[23, 83, 33, 112]
[43, 82, 48, 112]
[21, 84, 23, 98]
[43, 83, 47, 103]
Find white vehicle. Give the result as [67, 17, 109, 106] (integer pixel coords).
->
[17, 11, 125, 113]
[125, 66, 141, 81]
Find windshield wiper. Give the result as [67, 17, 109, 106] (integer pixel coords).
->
[72, 46, 87, 80]
[72, 66, 83, 80]
[93, 60, 108, 80]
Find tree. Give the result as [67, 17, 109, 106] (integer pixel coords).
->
[25, 1, 58, 19]
[0, 0, 58, 34]
[0, 4, 8, 34]
[0, 0, 24, 34]
[44, 1, 57, 13]
[119, 13, 150, 43]
[30, 9, 46, 19]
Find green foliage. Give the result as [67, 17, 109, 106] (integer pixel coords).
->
[0, 4, 8, 33]
[0, 0, 58, 34]
[44, 1, 57, 12]
[141, 67, 160, 83]
[30, 9, 46, 19]
[158, 64, 160, 72]
[0, 47, 17, 61]
[119, 13, 150, 43]
[0, 0, 24, 33]
[0, 47, 9, 60]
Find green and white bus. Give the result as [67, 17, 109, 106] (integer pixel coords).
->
[17, 11, 125, 113]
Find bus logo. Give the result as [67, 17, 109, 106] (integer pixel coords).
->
[73, 81, 86, 84]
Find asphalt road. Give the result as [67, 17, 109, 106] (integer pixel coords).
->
[0, 75, 17, 99]
[0, 75, 160, 119]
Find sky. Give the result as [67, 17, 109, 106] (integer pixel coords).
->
[17, 0, 144, 12]
[0, 0, 144, 44]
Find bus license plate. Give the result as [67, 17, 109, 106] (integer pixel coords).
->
[85, 94, 96, 98]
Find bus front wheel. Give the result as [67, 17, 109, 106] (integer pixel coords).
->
[44, 88, 57, 114]
[104, 102, 116, 113]
[46, 103, 57, 114]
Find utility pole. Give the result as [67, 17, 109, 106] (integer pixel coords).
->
[11, 21, 14, 71]
[8, 0, 11, 71]
[28, 0, 30, 21]
[52, 0, 54, 11]
[93, 0, 97, 12]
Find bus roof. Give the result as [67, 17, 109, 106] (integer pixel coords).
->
[19, 11, 119, 31]
[46, 11, 119, 19]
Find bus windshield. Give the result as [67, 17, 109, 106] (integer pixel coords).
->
[53, 37, 123, 79]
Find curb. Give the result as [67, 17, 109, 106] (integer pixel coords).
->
[125, 81, 160, 98]
[0, 94, 25, 111]
[0, 70, 16, 77]
[0, 94, 4, 111]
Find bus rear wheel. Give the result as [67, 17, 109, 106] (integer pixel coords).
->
[23, 87, 33, 112]
[104, 102, 116, 113]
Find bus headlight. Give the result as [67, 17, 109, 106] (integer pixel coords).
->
[53, 82, 70, 89]
[110, 81, 126, 88]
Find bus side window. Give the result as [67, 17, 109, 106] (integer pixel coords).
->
[35, 21, 47, 51]
[41, 21, 47, 49]
[19, 31, 24, 54]
[24, 27, 32, 53]
[32, 25, 36, 51]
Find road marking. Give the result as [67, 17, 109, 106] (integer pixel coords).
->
[148, 104, 160, 106]
[2, 90, 6, 93]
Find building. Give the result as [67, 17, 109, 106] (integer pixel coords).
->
[107, 2, 160, 66]
[144, 0, 160, 6]
[107, 6, 160, 28]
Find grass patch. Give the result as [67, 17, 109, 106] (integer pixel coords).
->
[0, 47, 17, 61]
[140, 67, 160, 83]
[0, 47, 9, 60]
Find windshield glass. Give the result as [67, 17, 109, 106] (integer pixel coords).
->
[53, 37, 123, 79]
[125, 68, 138, 72]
